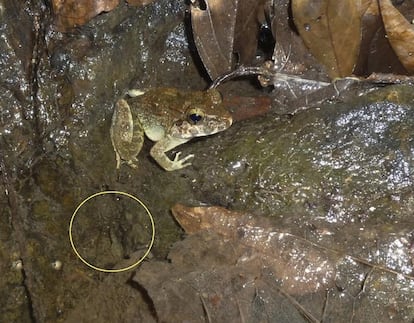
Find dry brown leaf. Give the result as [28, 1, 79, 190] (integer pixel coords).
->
[191, 0, 237, 79]
[354, 0, 406, 75]
[233, 0, 266, 65]
[191, 0, 263, 80]
[291, 0, 363, 78]
[135, 233, 319, 322]
[52, 0, 119, 32]
[171, 204, 338, 295]
[135, 204, 414, 322]
[363, 0, 378, 15]
[379, 0, 414, 73]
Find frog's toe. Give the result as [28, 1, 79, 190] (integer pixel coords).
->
[127, 161, 138, 168]
[115, 152, 122, 169]
[170, 152, 194, 170]
[173, 151, 194, 162]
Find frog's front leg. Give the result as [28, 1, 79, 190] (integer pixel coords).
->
[150, 135, 193, 171]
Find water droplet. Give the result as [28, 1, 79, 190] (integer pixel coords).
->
[12, 259, 23, 270]
[51, 260, 63, 270]
[304, 23, 311, 31]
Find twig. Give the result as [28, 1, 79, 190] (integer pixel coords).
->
[276, 285, 320, 323]
[209, 64, 330, 90]
[200, 294, 212, 323]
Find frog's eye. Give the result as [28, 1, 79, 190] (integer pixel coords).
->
[187, 108, 205, 124]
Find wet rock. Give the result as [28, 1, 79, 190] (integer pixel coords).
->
[187, 85, 414, 225]
[2, 0, 414, 321]
[0, 1, 205, 322]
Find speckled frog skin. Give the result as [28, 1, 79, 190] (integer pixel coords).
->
[110, 87, 233, 171]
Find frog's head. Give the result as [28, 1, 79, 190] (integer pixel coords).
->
[170, 89, 232, 139]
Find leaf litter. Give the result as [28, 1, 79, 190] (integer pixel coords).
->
[133, 204, 414, 322]
[379, 0, 414, 73]
[190, 0, 266, 79]
[190, 0, 414, 89]
[291, 0, 363, 79]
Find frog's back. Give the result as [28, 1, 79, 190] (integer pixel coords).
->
[127, 88, 186, 130]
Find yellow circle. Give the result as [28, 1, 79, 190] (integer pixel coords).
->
[69, 191, 155, 273]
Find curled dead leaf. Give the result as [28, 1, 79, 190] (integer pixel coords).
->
[379, 0, 414, 73]
[354, 0, 406, 75]
[191, 0, 264, 80]
[292, 0, 363, 78]
[191, 0, 236, 79]
[233, 0, 266, 66]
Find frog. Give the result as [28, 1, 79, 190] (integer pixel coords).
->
[110, 87, 232, 171]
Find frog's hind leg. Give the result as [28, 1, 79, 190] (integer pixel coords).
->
[110, 99, 145, 169]
[122, 115, 144, 168]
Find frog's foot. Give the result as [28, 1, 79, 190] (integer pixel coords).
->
[126, 159, 138, 168]
[153, 151, 194, 171]
[115, 152, 138, 169]
[171, 152, 194, 170]
[150, 136, 193, 171]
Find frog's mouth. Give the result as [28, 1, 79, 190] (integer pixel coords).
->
[170, 116, 232, 139]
